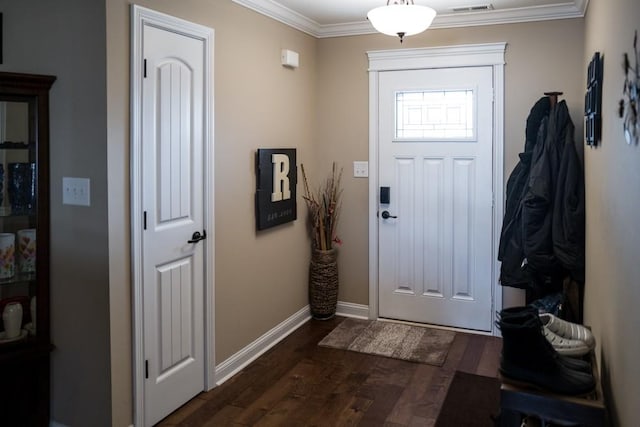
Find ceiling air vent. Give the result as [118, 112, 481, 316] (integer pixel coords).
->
[451, 4, 494, 12]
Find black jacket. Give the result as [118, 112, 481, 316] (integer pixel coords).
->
[551, 105, 585, 282]
[499, 98, 585, 290]
[498, 97, 549, 288]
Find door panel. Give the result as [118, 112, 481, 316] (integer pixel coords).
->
[157, 61, 193, 223]
[452, 157, 474, 299]
[142, 23, 205, 426]
[395, 157, 415, 292]
[423, 157, 444, 297]
[378, 67, 493, 331]
[157, 259, 193, 373]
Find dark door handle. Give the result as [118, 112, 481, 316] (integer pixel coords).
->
[188, 230, 207, 243]
[381, 211, 397, 219]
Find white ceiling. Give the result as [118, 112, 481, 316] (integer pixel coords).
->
[232, 0, 589, 38]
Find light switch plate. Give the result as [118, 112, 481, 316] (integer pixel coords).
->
[63, 177, 91, 206]
[353, 161, 369, 178]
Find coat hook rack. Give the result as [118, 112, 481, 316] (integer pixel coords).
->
[544, 91, 563, 109]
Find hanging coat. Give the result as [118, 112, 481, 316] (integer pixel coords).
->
[552, 107, 586, 282]
[498, 97, 550, 288]
[499, 98, 585, 290]
[521, 103, 564, 276]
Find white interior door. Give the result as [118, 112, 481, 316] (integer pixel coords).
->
[141, 22, 206, 426]
[378, 66, 494, 331]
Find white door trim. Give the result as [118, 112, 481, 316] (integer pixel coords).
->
[131, 5, 215, 426]
[367, 43, 506, 336]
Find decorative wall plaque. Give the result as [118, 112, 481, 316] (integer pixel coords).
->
[255, 148, 297, 230]
[585, 52, 602, 146]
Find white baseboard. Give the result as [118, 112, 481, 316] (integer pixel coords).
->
[336, 301, 369, 319]
[214, 301, 369, 387]
[214, 305, 311, 385]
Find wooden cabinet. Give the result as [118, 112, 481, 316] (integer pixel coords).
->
[0, 72, 55, 427]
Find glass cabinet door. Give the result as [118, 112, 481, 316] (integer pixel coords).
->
[0, 73, 54, 351]
[0, 97, 37, 344]
[0, 71, 55, 427]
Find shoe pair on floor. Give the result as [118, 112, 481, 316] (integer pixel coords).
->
[497, 306, 595, 395]
[539, 311, 595, 357]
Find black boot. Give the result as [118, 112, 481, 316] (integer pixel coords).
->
[499, 308, 595, 395]
[498, 307, 592, 374]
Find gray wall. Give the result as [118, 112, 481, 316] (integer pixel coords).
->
[583, 0, 640, 425]
[0, 0, 111, 425]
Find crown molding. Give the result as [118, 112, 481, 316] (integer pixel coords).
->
[428, 1, 589, 31]
[232, 0, 319, 36]
[232, 0, 589, 38]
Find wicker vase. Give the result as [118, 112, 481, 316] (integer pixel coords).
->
[309, 248, 339, 320]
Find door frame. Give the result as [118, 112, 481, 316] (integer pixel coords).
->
[131, 5, 215, 426]
[367, 43, 506, 336]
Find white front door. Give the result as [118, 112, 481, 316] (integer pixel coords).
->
[141, 21, 206, 426]
[377, 66, 494, 331]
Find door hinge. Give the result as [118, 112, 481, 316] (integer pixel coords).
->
[143, 211, 147, 230]
[143, 59, 147, 78]
[145, 360, 149, 379]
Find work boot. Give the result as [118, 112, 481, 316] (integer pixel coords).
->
[498, 307, 592, 373]
[498, 308, 595, 395]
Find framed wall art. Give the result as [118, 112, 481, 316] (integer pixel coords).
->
[255, 148, 297, 231]
[585, 52, 602, 146]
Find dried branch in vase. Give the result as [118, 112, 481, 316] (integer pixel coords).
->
[301, 162, 343, 251]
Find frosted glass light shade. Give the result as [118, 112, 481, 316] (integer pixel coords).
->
[367, 4, 436, 38]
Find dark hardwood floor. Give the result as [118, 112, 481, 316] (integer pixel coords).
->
[157, 316, 502, 426]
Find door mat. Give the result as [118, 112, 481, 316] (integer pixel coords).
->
[318, 318, 455, 366]
[435, 371, 501, 427]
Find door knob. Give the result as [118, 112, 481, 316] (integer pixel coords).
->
[188, 230, 207, 243]
[381, 211, 397, 219]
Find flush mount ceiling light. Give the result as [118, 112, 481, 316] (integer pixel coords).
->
[367, 0, 437, 43]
